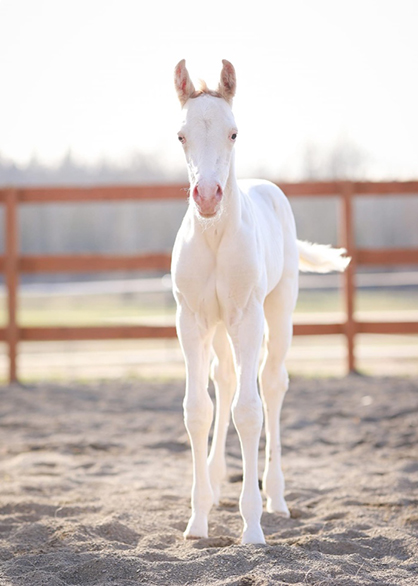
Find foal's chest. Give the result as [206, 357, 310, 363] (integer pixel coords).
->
[173, 230, 264, 326]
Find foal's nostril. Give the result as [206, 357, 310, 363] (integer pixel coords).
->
[192, 185, 200, 201]
[216, 185, 223, 200]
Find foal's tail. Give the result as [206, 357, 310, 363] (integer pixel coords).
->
[297, 240, 351, 273]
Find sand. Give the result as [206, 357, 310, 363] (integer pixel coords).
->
[0, 375, 417, 585]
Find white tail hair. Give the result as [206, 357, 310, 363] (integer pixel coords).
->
[297, 240, 351, 273]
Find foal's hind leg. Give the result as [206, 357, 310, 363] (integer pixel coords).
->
[260, 276, 297, 515]
[208, 324, 236, 505]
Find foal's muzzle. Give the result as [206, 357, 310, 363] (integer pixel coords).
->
[192, 182, 223, 217]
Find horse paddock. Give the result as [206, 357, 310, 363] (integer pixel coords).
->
[0, 375, 417, 585]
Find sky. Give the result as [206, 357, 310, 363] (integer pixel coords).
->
[0, 0, 417, 180]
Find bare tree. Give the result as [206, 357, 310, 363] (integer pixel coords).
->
[301, 138, 369, 180]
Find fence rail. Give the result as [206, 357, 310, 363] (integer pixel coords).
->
[0, 180, 417, 382]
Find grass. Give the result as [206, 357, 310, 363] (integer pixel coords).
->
[0, 286, 416, 382]
[296, 287, 418, 313]
[2, 287, 414, 328]
[1, 292, 174, 327]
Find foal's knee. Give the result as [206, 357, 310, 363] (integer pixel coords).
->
[232, 393, 263, 437]
[210, 354, 235, 390]
[183, 393, 214, 434]
[261, 363, 289, 401]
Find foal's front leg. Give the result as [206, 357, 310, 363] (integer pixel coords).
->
[177, 306, 214, 539]
[228, 301, 265, 544]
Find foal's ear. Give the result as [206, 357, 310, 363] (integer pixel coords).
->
[174, 59, 195, 107]
[218, 60, 236, 104]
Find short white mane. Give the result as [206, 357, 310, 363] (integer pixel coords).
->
[191, 79, 223, 99]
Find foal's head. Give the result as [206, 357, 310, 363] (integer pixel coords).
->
[174, 60, 238, 219]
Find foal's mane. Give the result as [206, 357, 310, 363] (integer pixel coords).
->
[190, 80, 223, 99]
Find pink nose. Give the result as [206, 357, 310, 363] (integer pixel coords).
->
[192, 182, 223, 217]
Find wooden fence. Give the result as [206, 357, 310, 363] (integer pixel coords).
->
[0, 180, 417, 382]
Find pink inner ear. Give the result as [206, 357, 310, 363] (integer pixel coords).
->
[176, 65, 188, 95]
[223, 64, 233, 84]
[221, 68, 235, 95]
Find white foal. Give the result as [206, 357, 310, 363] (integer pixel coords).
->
[172, 59, 349, 545]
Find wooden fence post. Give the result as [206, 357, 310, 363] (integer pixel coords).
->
[340, 182, 356, 373]
[5, 189, 18, 383]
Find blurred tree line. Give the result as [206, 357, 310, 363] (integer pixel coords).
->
[0, 150, 183, 186]
[0, 145, 416, 275]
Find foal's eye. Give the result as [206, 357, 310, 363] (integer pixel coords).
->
[230, 133, 237, 141]
[178, 135, 185, 144]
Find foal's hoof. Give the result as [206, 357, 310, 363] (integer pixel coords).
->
[184, 532, 204, 540]
[266, 497, 290, 517]
[183, 516, 208, 540]
[241, 526, 266, 545]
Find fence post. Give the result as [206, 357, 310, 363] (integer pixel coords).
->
[340, 182, 356, 373]
[5, 189, 18, 383]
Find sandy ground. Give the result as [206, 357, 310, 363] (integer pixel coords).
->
[0, 376, 417, 585]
